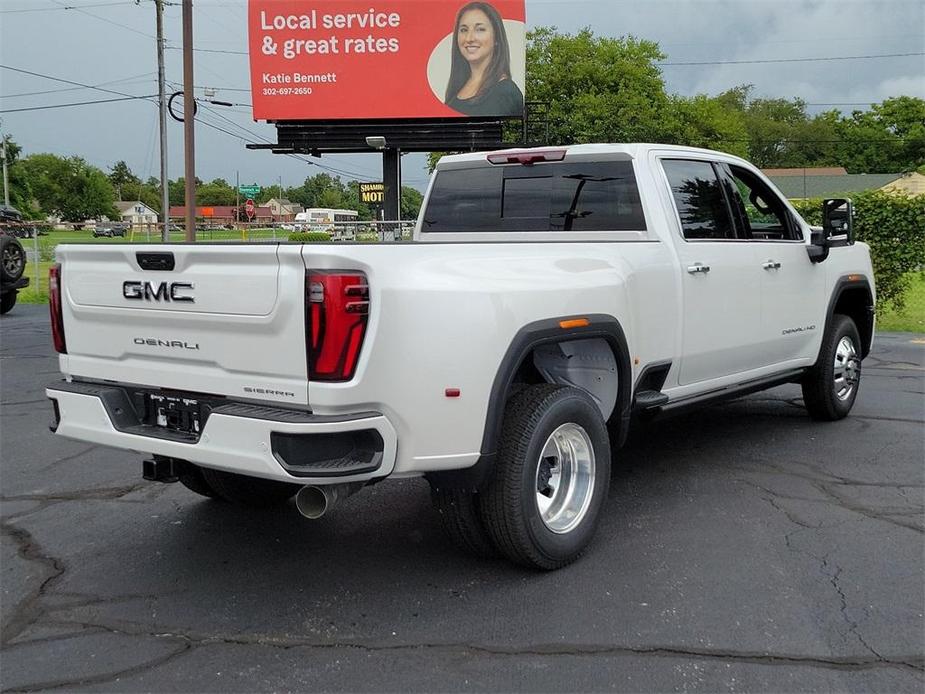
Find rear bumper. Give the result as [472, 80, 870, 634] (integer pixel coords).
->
[46, 381, 398, 485]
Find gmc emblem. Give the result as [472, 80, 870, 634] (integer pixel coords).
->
[123, 280, 195, 303]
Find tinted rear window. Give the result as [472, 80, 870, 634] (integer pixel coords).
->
[422, 161, 646, 232]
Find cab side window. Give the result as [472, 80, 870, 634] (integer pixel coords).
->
[662, 159, 736, 241]
[725, 165, 799, 241]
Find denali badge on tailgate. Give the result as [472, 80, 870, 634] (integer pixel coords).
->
[123, 280, 195, 303]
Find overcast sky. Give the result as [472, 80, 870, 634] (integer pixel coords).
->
[1, 0, 923, 192]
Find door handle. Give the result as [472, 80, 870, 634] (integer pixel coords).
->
[687, 263, 711, 274]
[762, 260, 782, 270]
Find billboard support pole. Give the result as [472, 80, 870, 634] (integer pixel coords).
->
[383, 147, 400, 224]
[182, 0, 196, 243]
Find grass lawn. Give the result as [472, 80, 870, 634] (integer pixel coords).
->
[877, 273, 925, 333]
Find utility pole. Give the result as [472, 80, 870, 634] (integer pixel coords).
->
[1, 135, 10, 207]
[182, 0, 196, 242]
[155, 0, 170, 241]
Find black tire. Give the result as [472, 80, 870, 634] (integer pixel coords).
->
[431, 487, 499, 558]
[1, 236, 26, 283]
[177, 464, 220, 499]
[802, 314, 863, 421]
[199, 468, 299, 507]
[480, 384, 611, 570]
[1, 291, 17, 315]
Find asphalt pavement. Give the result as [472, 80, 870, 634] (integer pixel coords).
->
[2, 304, 923, 692]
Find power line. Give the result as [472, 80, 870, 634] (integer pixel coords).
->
[50, 0, 155, 39]
[658, 52, 925, 66]
[0, 1, 134, 13]
[1, 72, 156, 99]
[0, 94, 158, 114]
[0, 65, 156, 105]
[165, 45, 248, 56]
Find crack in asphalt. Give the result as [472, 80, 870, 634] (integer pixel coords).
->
[0, 483, 149, 647]
[0, 524, 66, 647]
[0, 398, 50, 408]
[37, 444, 102, 473]
[4, 617, 922, 692]
[853, 414, 925, 425]
[821, 554, 884, 661]
[0, 483, 148, 507]
[733, 462, 923, 534]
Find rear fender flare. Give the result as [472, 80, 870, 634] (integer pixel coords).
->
[427, 314, 632, 491]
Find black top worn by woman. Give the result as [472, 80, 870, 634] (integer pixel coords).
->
[447, 78, 524, 117]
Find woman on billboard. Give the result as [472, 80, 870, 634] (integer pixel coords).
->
[445, 2, 524, 117]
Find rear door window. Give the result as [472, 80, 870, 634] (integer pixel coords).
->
[661, 159, 737, 241]
[422, 161, 646, 232]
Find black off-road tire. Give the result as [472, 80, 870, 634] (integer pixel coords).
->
[1, 236, 26, 283]
[0, 291, 17, 315]
[177, 464, 220, 499]
[431, 487, 498, 558]
[802, 314, 863, 421]
[199, 468, 300, 507]
[480, 384, 611, 570]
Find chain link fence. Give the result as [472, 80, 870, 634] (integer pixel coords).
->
[2, 219, 417, 302]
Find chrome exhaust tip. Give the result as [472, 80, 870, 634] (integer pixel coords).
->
[295, 483, 363, 520]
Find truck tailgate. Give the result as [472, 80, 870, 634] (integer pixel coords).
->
[55, 244, 309, 406]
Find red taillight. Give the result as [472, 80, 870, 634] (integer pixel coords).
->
[49, 263, 67, 354]
[306, 271, 369, 382]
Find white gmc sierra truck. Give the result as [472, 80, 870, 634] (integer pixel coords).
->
[47, 144, 875, 569]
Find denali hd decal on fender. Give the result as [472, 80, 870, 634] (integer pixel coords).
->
[123, 281, 195, 303]
[133, 338, 200, 350]
[782, 325, 817, 335]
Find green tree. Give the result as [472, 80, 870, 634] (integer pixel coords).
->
[197, 178, 237, 206]
[400, 186, 424, 219]
[17, 154, 118, 221]
[666, 94, 749, 157]
[527, 28, 674, 144]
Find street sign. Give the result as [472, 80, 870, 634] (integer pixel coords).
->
[244, 199, 256, 221]
[360, 182, 385, 205]
[238, 185, 261, 197]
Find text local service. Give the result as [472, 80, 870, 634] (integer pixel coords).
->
[260, 9, 402, 31]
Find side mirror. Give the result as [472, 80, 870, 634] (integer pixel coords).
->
[823, 198, 854, 247]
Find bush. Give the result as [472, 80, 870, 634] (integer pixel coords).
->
[791, 191, 925, 311]
[355, 232, 379, 243]
[288, 231, 332, 243]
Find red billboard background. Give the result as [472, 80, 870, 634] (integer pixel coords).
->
[248, 0, 526, 120]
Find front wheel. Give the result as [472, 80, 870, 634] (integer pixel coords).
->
[480, 384, 611, 570]
[802, 314, 863, 421]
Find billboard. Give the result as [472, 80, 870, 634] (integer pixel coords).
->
[248, 1, 526, 121]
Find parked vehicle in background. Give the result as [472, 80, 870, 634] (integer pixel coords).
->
[46, 144, 875, 569]
[0, 231, 29, 314]
[0, 204, 37, 239]
[293, 208, 359, 231]
[92, 222, 128, 238]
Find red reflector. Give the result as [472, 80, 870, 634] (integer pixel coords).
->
[445, 388, 461, 398]
[487, 149, 567, 166]
[306, 271, 369, 382]
[49, 264, 67, 354]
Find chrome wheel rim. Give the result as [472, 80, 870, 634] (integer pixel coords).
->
[534, 423, 596, 534]
[833, 336, 860, 401]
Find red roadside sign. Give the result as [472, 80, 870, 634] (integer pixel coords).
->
[245, 199, 256, 221]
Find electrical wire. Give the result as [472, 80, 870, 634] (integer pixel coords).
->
[0, 1, 134, 13]
[1, 72, 156, 99]
[0, 94, 158, 114]
[658, 52, 925, 66]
